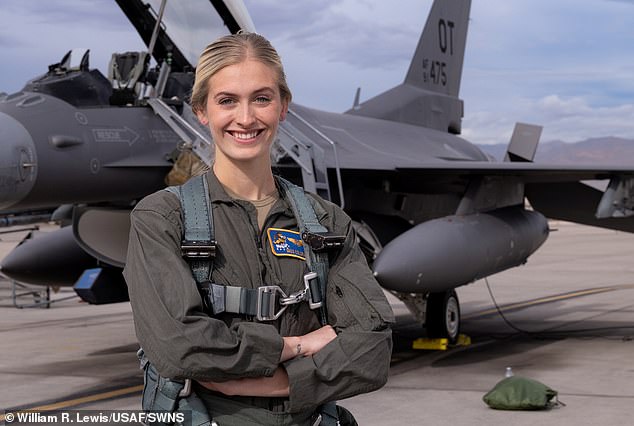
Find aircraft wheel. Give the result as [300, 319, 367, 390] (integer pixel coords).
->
[425, 290, 460, 344]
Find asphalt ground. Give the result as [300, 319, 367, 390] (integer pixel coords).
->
[1, 220, 633, 425]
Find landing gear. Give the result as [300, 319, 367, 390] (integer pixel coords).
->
[425, 290, 460, 344]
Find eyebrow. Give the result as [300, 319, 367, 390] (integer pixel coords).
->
[213, 87, 276, 99]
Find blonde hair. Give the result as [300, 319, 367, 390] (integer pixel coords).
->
[190, 32, 292, 114]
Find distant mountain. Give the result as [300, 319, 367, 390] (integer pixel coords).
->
[477, 137, 634, 164]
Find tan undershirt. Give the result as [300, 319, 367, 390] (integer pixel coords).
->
[222, 185, 279, 231]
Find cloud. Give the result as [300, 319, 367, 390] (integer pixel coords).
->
[0, 30, 25, 48]
[457, 0, 634, 145]
[463, 94, 634, 145]
[535, 96, 634, 142]
[245, 0, 340, 36]
[0, 0, 145, 94]
[245, 0, 419, 71]
[11, 0, 130, 30]
[538, 95, 593, 118]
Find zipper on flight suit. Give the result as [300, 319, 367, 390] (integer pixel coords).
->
[233, 200, 266, 290]
[233, 198, 288, 289]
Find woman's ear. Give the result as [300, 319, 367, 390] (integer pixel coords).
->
[280, 100, 289, 122]
[196, 110, 209, 125]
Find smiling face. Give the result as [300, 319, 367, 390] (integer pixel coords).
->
[197, 58, 289, 166]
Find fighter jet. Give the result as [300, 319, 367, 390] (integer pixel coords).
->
[1, 0, 633, 342]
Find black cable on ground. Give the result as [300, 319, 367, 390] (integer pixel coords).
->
[483, 278, 634, 341]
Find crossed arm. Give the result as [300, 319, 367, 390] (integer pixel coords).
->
[198, 325, 337, 397]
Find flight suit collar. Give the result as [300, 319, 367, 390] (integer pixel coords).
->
[204, 171, 234, 203]
[204, 170, 295, 219]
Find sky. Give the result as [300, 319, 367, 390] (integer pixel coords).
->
[1, 0, 633, 145]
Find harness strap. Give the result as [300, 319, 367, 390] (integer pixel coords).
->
[276, 178, 343, 425]
[177, 394, 215, 426]
[276, 177, 331, 325]
[137, 349, 213, 426]
[166, 175, 215, 284]
[319, 401, 340, 426]
[200, 283, 258, 317]
[199, 278, 318, 321]
[153, 376, 183, 412]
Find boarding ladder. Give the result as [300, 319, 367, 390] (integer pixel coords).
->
[274, 109, 345, 208]
[147, 98, 214, 166]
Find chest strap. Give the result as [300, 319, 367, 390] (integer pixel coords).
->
[200, 274, 318, 321]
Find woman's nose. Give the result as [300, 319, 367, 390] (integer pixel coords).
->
[236, 103, 256, 127]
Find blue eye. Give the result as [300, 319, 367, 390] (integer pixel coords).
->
[254, 96, 271, 104]
[218, 98, 235, 105]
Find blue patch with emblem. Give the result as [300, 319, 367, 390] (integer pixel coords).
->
[267, 228, 305, 260]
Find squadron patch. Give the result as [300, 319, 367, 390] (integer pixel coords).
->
[267, 228, 305, 260]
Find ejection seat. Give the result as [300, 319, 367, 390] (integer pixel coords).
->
[108, 51, 149, 105]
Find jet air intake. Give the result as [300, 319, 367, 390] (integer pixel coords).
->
[373, 207, 549, 293]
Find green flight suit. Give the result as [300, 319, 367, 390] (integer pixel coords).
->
[123, 171, 394, 424]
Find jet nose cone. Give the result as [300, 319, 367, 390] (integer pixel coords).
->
[0, 111, 37, 210]
[372, 242, 412, 292]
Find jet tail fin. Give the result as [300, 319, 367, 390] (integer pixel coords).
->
[405, 0, 471, 97]
[346, 0, 471, 134]
[504, 122, 543, 162]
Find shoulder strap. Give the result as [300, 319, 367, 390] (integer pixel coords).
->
[275, 177, 343, 424]
[276, 177, 330, 325]
[166, 174, 215, 284]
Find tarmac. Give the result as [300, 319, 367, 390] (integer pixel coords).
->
[1, 220, 633, 425]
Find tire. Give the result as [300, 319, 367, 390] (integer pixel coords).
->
[425, 290, 460, 344]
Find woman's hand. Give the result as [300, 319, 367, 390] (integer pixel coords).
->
[200, 326, 337, 397]
[280, 325, 337, 362]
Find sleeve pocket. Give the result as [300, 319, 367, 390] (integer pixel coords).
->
[328, 261, 395, 331]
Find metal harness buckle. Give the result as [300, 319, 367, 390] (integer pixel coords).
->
[178, 379, 192, 398]
[256, 286, 287, 321]
[302, 231, 346, 252]
[256, 275, 319, 321]
[303, 272, 323, 310]
[181, 240, 217, 258]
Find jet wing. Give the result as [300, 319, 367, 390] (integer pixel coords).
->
[115, 0, 255, 70]
[396, 163, 634, 233]
[396, 162, 634, 182]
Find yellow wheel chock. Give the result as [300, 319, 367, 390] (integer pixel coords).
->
[412, 334, 471, 350]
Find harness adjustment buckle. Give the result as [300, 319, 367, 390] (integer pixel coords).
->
[256, 283, 314, 321]
[302, 231, 345, 252]
[256, 286, 288, 321]
[181, 240, 217, 259]
[303, 272, 323, 310]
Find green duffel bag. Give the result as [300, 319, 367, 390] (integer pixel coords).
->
[483, 376, 565, 410]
